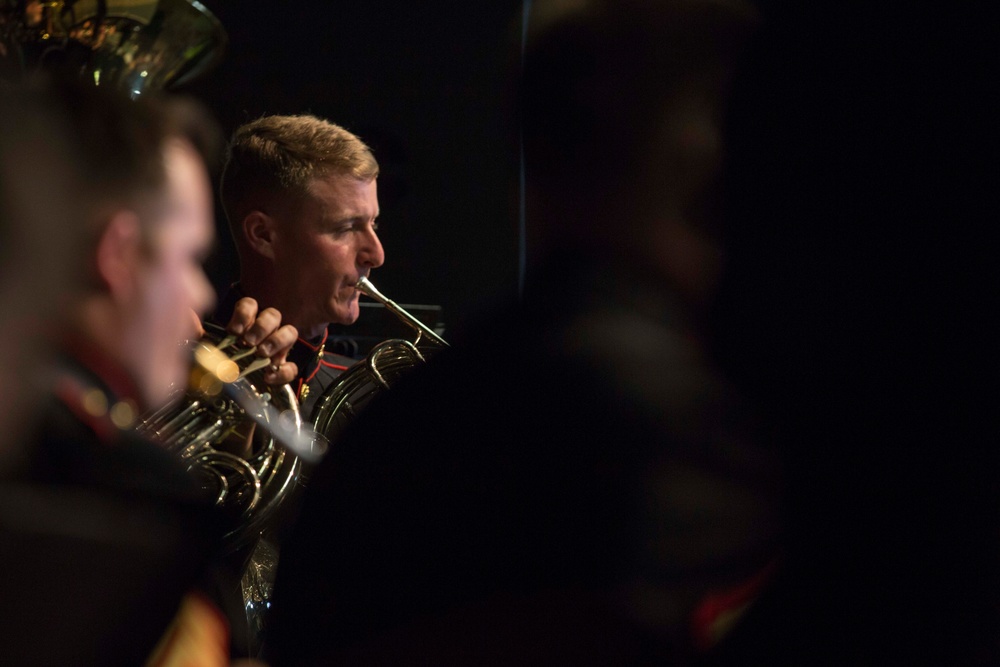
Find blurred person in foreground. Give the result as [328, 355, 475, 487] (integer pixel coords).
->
[0, 71, 79, 473]
[0, 75, 293, 666]
[217, 114, 386, 417]
[264, 1, 781, 665]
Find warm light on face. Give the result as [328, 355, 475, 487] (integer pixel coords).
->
[268, 174, 384, 337]
[126, 140, 216, 409]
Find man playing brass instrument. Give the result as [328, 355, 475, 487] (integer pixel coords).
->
[0, 75, 291, 666]
[217, 114, 386, 415]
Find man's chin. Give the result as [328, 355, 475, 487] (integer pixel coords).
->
[330, 304, 360, 326]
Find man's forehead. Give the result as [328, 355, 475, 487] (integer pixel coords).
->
[307, 169, 376, 192]
[156, 140, 215, 241]
[305, 172, 378, 212]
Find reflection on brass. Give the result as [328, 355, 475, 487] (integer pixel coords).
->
[193, 340, 240, 386]
[0, 0, 227, 96]
[81, 386, 108, 416]
[108, 398, 136, 428]
[137, 324, 307, 554]
[356, 275, 449, 348]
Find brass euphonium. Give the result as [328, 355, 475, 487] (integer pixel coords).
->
[135, 324, 328, 656]
[310, 276, 448, 445]
[136, 323, 325, 553]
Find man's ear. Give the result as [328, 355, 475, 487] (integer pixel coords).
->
[95, 210, 143, 301]
[243, 210, 277, 260]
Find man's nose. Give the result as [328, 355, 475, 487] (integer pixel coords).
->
[359, 228, 385, 269]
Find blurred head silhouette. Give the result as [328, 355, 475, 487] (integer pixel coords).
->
[0, 74, 222, 471]
[520, 0, 756, 306]
[0, 77, 83, 470]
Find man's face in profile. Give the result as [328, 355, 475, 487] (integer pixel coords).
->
[126, 140, 216, 409]
[270, 172, 384, 335]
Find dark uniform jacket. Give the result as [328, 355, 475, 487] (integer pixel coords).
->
[0, 344, 224, 666]
[213, 283, 359, 420]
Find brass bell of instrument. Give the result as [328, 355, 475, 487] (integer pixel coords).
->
[0, 0, 228, 96]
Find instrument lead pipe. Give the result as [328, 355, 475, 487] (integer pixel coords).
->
[356, 276, 449, 348]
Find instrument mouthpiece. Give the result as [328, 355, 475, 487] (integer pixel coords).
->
[355, 275, 385, 303]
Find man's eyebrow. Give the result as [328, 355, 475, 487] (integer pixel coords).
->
[327, 212, 377, 224]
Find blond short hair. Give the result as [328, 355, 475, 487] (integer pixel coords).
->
[219, 114, 379, 228]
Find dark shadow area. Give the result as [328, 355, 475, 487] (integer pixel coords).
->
[708, 1, 998, 662]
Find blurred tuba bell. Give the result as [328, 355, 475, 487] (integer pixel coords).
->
[0, 0, 228, 96]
